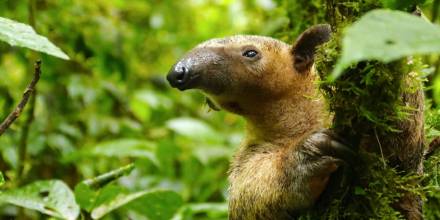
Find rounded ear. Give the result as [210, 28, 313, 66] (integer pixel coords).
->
[292, 24, 332, 73]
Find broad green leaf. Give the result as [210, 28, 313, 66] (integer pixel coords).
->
[75, 184, 127, 213]
[90, 139, 155, 157]
[91, 189, 182, 220]
[126, 190, 183, 220]
[332, 9, 440, 79]
[90, 139, 158, 165]
[0, 17, 69, 60]
[92, 184, 127, 209]
[0, 180, 79, 220]
[91, 190, 145, 219]
[74, 182, 97, 212]
[75, 164, 135, 211]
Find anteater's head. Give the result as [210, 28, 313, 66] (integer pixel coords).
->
[167, 25, 331, 115]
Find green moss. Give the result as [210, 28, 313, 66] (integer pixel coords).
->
[315, 29, 429, 137]
[275, 0, 326, 41]
[423, 108, 440, 219]
[425, 107, 440, 141]
[278, 0, 430, 218]
[300, 151, 424, 220]
[274, 0, 385, 40]
[309, 25, 427, 220]
[424, 151, 440, 219]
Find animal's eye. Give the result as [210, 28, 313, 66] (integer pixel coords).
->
[242, 50, 258, 58]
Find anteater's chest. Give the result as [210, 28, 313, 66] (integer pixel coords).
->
[228, 148, 312, 220]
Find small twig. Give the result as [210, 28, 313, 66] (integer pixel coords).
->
[0, 60, 42, 136]
[17, 78, 37, 180]
[374, 128, 387, 169]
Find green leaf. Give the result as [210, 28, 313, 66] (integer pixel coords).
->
[193, 146, 232, 164]
[74, 164, 135, 212]
[75, 183, 128, 213]
[0, 180, 79, 220]
[91, 189, 182, 220]
[332, 9, 440, 79]
[91, 184, 127, 216]
[129, 89, 173, 122]
[91, 139, 155, 157]
[187, 202, 228, 214]
[166, 117, 219, 142]
[74, 183, 97, 212]
[126, 190, 183, 220]
[66, 139, 159, 166]
[0, 172, 4, 187]
[0, 17, 69, 60]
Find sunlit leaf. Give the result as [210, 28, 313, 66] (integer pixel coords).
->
[130, 92, 152, 122]
[332, 9, 440, 79]
[0, 17, 69, 60]
[91, 189, 182, 220]
[0, 180, 79, 220]
[65, 139, 159, 166]
[90, 139, 158, 164]
[166, 117, 218, 142]
[193, 146, 232, 164]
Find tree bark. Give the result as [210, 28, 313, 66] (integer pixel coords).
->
[283, 1, 426, 219]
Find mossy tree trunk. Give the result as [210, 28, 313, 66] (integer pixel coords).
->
[280, 1, 426, 219]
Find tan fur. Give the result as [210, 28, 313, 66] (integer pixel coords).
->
[168, 25, 346, 220]
[196, 37, 331, 218]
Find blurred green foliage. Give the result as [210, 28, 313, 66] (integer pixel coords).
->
[0, 0, 440, 219]
[0, 0, 285, 219]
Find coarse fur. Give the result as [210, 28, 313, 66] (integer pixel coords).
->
[167, 25, 354, 219]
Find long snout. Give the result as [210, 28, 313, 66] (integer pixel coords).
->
[167, 60, 199, 90]
[167, 48, 223, 91]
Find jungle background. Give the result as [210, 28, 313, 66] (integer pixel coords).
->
[0, 0, 439, 219]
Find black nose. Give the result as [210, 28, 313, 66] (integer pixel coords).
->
[167, 66, 189, 87]
[167, 64, 196, 90]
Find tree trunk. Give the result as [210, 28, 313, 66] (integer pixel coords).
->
[282, 1, 426, 219]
